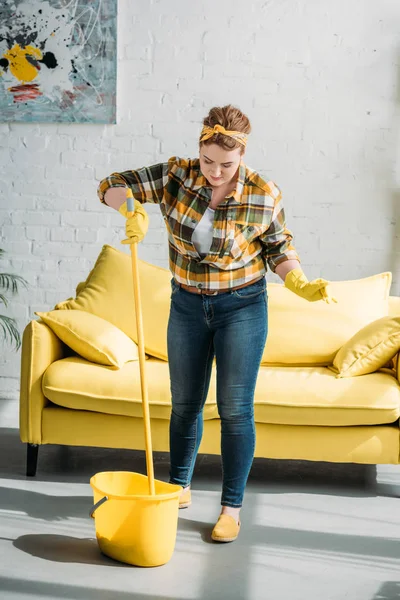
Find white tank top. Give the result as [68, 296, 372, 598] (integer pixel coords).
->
[192, 207, 215, 257]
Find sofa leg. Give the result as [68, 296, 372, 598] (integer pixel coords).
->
[26, 444, 39, 477]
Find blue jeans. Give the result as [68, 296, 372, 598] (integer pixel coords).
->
[167, 277, 268, 507]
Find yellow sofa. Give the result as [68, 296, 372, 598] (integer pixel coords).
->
[19, 245, 400, 476]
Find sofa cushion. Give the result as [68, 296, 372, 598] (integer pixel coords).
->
[36, 310, 138, 368]
[43, 357, 219, 421]
[262, 273, 392, 366]
[252, 366, 400, 425]
[43, 359, 400, 427]
[331, 316, 400, 378]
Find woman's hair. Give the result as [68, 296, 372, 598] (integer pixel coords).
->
[200, 105, 251, 154]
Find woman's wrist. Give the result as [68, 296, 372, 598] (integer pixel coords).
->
[104, 186, 127, 210]
[275, 260, 302, 283]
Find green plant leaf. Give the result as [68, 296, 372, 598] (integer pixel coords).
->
[0, 293, 8, 307]
[0, 273, 28, 294]
[0, 315, 21, 350]
[0, 249, 28, 352]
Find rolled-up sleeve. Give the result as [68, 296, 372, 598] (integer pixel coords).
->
[97, 160, 170, 205]
[259, 184, 300, 272]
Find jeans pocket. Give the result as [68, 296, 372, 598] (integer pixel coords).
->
[232, 278, 266, 298]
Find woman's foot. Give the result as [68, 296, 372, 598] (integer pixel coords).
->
[221, 506, 240, 523]
[178, 486, 191, 509]
[211, 507, 241, 542]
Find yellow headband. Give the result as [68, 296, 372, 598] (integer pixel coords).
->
[199, 124, 248, 147]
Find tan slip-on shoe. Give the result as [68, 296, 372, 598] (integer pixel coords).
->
[179, 488, 192, 509]
[211, 514, 241, 542]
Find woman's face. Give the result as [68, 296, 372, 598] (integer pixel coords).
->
[199, 143, 243, 187]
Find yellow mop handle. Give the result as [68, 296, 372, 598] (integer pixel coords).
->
[126, 190, 155, 496]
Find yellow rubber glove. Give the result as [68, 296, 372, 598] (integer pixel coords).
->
[284, 268, 337, 304]
[118, 199, 149, 245]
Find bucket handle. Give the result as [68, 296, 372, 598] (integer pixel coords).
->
[89, 496, 108, 518]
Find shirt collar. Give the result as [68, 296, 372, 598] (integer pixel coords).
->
[192, 169, 208, 191]
[230, 160, 246, 203]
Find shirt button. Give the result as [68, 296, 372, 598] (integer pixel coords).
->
[248, 226, 254, 232]
[197, 283, 203, 289]
[191, 219, 197, 224]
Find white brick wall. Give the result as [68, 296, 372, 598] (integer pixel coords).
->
[1, 0, 399, 404]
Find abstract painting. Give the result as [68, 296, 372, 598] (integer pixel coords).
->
[0, 0, 117, 123]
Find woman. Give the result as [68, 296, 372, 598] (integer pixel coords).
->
[98, 105, 335, 543]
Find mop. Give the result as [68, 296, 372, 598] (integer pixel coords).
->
[89, 190, 182, 567]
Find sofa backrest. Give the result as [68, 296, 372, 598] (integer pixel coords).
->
[389, 296, 400, 316]
[56, 245, 171, 362]
[56, 245, 392, 366]
[262, 275, 391, 365]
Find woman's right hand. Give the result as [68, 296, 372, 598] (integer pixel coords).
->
[118, 198, 149, 245]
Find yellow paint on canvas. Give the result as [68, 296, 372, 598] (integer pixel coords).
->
[3, 44, 42, 83]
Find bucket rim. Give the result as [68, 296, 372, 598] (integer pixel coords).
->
[89, 471, 182, 502]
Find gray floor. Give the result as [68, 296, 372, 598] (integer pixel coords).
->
[1, 426, 400, 600]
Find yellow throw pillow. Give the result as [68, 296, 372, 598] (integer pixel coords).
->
[330, 316, 400, 377]
[35, 310, 139, 368]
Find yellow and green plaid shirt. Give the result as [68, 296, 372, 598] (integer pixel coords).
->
[97, 156, 300, 292]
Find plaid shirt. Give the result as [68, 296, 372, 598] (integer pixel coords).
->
[97, 156, 299, 292]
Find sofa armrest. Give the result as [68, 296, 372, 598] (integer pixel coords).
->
[19, 320, 66, 444]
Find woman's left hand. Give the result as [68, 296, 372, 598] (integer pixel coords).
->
[284, 269, 338, 303]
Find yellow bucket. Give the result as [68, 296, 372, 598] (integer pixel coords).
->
[90, 471, 182, 567]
